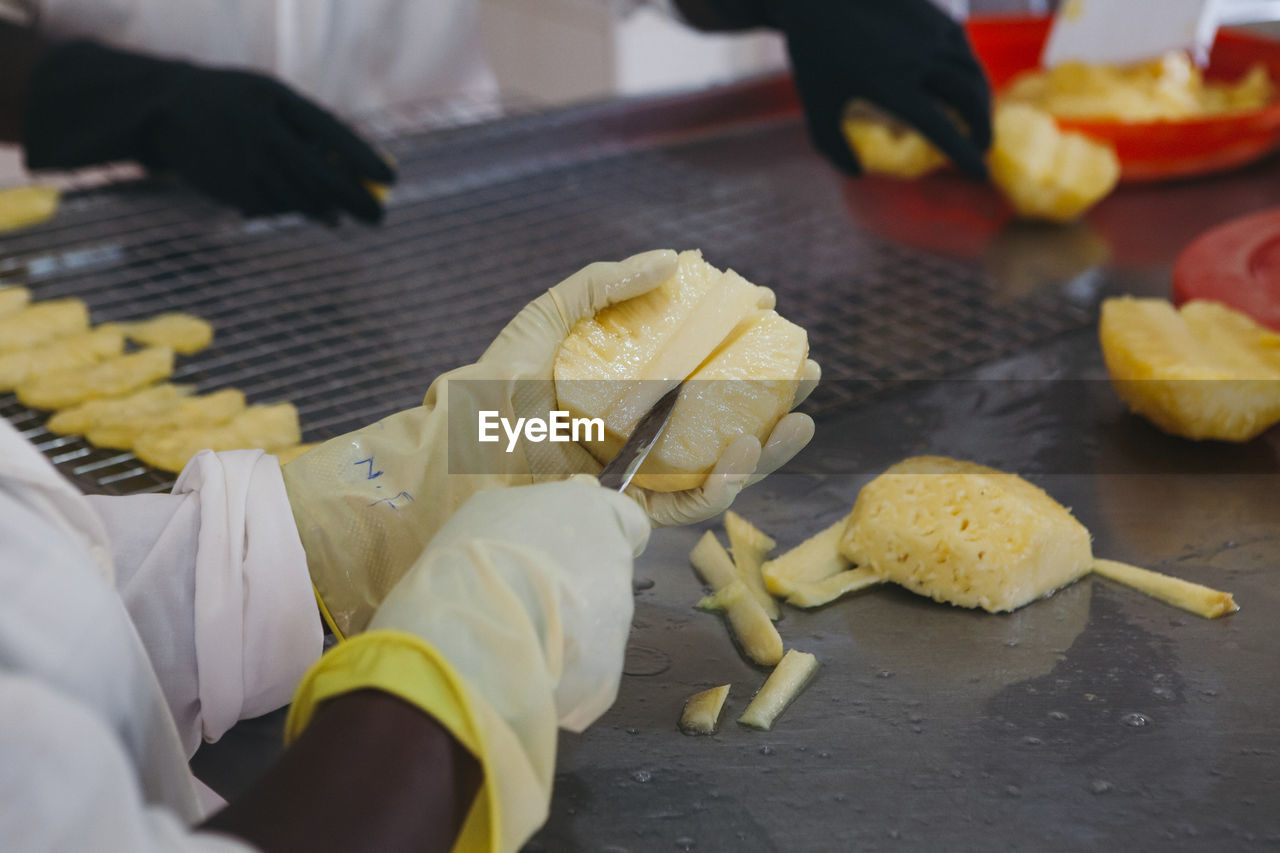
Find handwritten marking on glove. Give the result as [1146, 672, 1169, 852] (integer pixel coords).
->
[355, 457, 384, 480]
[478, 410, 604, 453]
[368, 491, 414, 511]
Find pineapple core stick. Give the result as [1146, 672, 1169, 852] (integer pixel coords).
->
[1093, 559, 1238, 619]
[724, 510, 780, 619]
[690, 530, 740, 592]
[738, 649, 819, 731]
[697, 580, 783, 666]
[679, 684, 731, 735]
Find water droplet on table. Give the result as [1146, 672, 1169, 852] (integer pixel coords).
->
[630, 769, 652, 783]
[1090, 780, 1114, 794]
[1121, 712, 1150, 728]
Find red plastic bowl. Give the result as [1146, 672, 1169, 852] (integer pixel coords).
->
[966, 16, 1280, 182]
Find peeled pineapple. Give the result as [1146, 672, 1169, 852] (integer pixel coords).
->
[86, 388, 246, 450]
[102, 313, 214, 355]
[0, 286, 30, 319]
[133, 402, 301, 472]
[554, 250, 807, 492]
[0, 328, 125, 391]
[988, 103, 1120, 223]
[0, 299, 90, 353]
[839, 456, 1094, 613]
[16, 346, 174, 410]
[842, 114, 947, 179]
[1003, 52, 1273, 122]
[1099, 297, 1280, 441]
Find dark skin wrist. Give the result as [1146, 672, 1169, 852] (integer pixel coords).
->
[201, 689, 482, 853]
[0, 21, 50, 142]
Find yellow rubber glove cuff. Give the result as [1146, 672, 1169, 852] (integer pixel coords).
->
[284, 630, 500, 853]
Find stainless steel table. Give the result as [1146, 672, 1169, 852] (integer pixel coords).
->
[4, 77, 1278, 851]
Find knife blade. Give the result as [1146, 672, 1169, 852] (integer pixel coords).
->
[597, 383, 683, 492]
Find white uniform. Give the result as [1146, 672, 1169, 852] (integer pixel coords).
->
[0, 417, 322, 850]
[0, 0, 496, 117]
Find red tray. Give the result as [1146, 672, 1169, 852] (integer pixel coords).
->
[966, 16, 1280, 182]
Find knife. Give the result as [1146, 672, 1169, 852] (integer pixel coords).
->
[597, 383, 683, 492]
[1041, 0, 1220, 68]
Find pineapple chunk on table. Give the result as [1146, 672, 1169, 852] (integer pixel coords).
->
[133, 403, 301, 472]
[17, 346, 174, 410]
[0, 299, 90, 353]
[697, 579, 783, 667]
[839, 456, 1094, 613]
[738, 649, 819, 731]
[1093, 559, 1237, 619]
[988, 103, 1119, 223]
[48, 383, 190, 435]
[785, 568, 884, 609]
[86, 388, 246, 450]
[724, 510, 780, 619]
[103, 313, 214, 355]
[0, 286, 30, 319]
[842, 114, 947, 179]
[679, 684, 731, 736]
[0, 328, 125, 391]
[1100, 296, 1280, 441]
[762, 518, 852, 598]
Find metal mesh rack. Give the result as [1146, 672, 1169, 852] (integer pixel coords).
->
[1, 94, 1095, 496]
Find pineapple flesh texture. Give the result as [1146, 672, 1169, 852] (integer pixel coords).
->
[133, 402, 301, 472]
[839, 456, 1094, 613]
[0, 287, 30, 319]
[989, 103, 1119, 223]
[842, 116, 947, 179]
[630, 311, 806, 492]
[17, 346, 174, 410]
[0, 328, 125, 391]
[1099, 297, 1280, 441]
[555, 250, 807, 492]
[0, 299, 90, 353]
[555, 250, 773, 460]
[48, 383, 190, 435]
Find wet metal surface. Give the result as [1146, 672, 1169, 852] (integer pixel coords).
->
[6, 78, 1279, 850]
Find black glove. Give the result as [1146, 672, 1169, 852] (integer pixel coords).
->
[679, 0, 993, 179]
[22, 41, 395, 223]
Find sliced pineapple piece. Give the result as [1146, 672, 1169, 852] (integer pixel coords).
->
[840, 456, 1094, 613]
[0, 185, 60, 233]
[133, 402, 301, 472]
[17, 346, 174, 410]
[786, 568, 885, 609]
[679, 684, 731, 736]
[86, 388, 246, 449]
[47, 383, 191, 435]
[690, 529, 741, 592]
[989, 103, 1119, 223]
[842, 115, 947, 179]
[761, 518, 852, 598]
[0, 299, 90, 353]
[738, 649, 819, 731]
[0, 328, 125, 391]
[555, 250, 804, 492]
[1093, 559, 1237, 619]
[1099, 297, 1280, 441]
[697, 579, 783, 667]
[0, 286, 30, 319]
[104, 313, 214, 355]
[724, 510, 780, 619]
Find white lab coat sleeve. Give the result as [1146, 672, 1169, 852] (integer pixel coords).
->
[85, 449, 323, 756]
[0, 673, 253, 853]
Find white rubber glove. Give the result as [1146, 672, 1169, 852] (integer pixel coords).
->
[285, 479, 649, 853]
[283, 249, 818, 636]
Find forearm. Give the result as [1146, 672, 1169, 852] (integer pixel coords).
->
[0, 21, 49, 142]
[670, 0, 774, 31]
[202, 689, 481, 853]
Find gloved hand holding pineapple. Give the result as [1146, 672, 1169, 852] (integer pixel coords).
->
[283, 249, 818, 638]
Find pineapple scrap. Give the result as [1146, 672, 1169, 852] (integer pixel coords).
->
[842, 113, 947, 179]
[47, 383, 191, 435]
[679, 684, 731, 736]
[840, 456, 1094, 613]
[103, 313, 214, 355]
[0, 328, 125, 391]
[86, 388, 246, 449]
[1002, 52, 1273, 122]
[724, 510, 780, 619]
[761, 518, 852, 598]
[697, 579, 783, 667]
[738, 649, 819, 731]
[0, 185, 60, 233]
[989, 103, 1120, 223]
[554, 250, 806, 492]
[1093, 559, 1238, 619]
[0, 299, 90, 353]
[1099, 297, 1280, 441]
[17, 346, 174, 410]
[0, 286, 30, 319]
[133, 402, 301, 472]
[690, 529, 741, 592]
[786, 568, 884, 609]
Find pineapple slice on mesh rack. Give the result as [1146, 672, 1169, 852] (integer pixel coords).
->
[1100, 296, 1280, 441]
